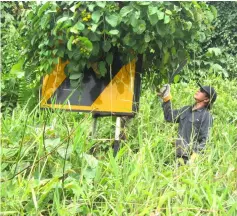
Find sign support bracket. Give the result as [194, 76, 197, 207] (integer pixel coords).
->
[91, 116, 122, 157]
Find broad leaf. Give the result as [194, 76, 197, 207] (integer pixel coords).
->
[92, 11, 102, 23]
[157, 10, 165, 20]
[103, 41, 111, 52]
[106, 52, 113, 65]
[70, 73, 81, 80]
[38, 2, 51, 17]
[134, 20, 146, 34]
[123, 33, 136, 46]
[56, 16, 70, 24]
[148, 5, 157, 15]
[98, 61, 107, 76]
[70, 79, 81, 88]
[70, 22, 85, 34]
[10, 59, 25, 78]
[109, 30, 119, 35]
[206, 47, 222, 57]
[57, 145, 73, 159]
[145, 33, 151, 43]
[105, 14, 119, 27]
[120, 6, 133, 17]
[174, 74, 180, 83]
[148, 13, 158, 26]
[88, 32, 100, 41]
[130, 15, 138, 27]
[96, 2, 106, 8]
[45, 138, 61, 150]
[164, 15, 170, 24]
[184, 21, 192, 31]
[40, 14, 51, 29]
[91, 23, 98, 32]
[67, 35, 74, 51]
[77, 37, 93, 52]
[91, 42, 100, 56]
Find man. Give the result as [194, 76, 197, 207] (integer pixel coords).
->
[158, 83, 217, 163]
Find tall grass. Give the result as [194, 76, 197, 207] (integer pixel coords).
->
[1, 76, 237, 215]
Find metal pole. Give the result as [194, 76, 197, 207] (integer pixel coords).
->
[113, 117, 121, 157]
[115, 117, 121, 141]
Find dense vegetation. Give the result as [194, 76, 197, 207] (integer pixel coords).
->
[1, 1, 237, 215]
[1, 78, 237, 215]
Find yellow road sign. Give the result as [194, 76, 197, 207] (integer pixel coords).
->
[41, 55, 142, 116]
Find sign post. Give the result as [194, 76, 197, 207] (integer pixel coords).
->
[41, 54, 142, 155]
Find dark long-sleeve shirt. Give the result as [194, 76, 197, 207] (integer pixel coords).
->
[162, 100, 213, 155]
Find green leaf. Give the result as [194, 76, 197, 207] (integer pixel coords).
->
[56, 16, 70, 24]
[158, 191, 177, 208]
[57, 48, 65, 58]
[137, 2, 150, 5]
[184, 21, 192, 31]
[120, 6, 133, 17]
[70, 2, 81, 13]
[45, 138, 61, 150]
[61, 20, 72, 29]
[206, 11, 214, 23]
[206, 47, 222, 57]
[10, 59, 25, 78]
[70, 79, 81, 88]
[123, 33, 136, 46]
[148, 13, 158, 26]
[130, 15, 138, 27]
[92, 11, 101, 23]
[105, 14, 119, 27]
[148, 5, 157, 15]
[40, 13, 51, 29]
[198, 32, 206, 42]
[83, 153, 98, 168]
[70, 22, 85, 34]
[91, 24, 98, 32]
[164, 15, 170, 24]
[38, 2, 51, 17]
[106, 52, 113, 65]
[157, 10, 165, 20]
[145, 33, 151, 43]
[163, 49, 170, 65]
[57, 145, 72, 159]
[109, 30, 119, 35]
[67, 36, 74, 51]
[88, 4, 96, 12]
[165, 9, 172, 15]
[76, 37, 93, 52]
[210, 5, 217, 19]
[91, 42, 100, 56]
[88, 32, 100, 41]
[134, 20, 146, 34]
[174, 75, 180, 83]
[103, 41, 111, 52]
[70, 73, 81, 80]
[98, 61, 107, 76]
[96, 2, 106, 8]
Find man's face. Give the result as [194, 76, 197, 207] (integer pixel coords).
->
[194, 89, 210, 103]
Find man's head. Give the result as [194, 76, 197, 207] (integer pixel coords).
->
[194, 83, 217, 109]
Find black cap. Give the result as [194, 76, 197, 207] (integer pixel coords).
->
[197, 83, 217, 104]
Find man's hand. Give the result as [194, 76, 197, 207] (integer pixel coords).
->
[157, 84, 172, 102]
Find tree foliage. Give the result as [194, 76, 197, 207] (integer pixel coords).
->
[207, 1, 237, 55]
[19, 1, 215, 86]
[1, 2, 22, 113]
[180, 2, 237, 82]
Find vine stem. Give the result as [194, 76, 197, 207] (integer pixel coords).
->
[2, 115, 90, 182]
[12, 112, 30, 178]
